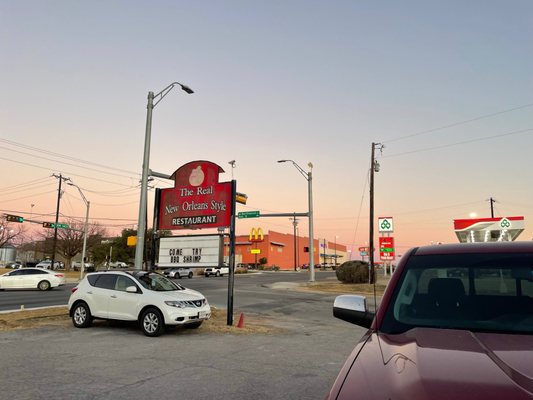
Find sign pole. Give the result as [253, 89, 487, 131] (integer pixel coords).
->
[150, 188, 161, 270]
[227, 179, 237, 326]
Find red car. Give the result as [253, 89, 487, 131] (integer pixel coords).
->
[328, 242, 533, 399]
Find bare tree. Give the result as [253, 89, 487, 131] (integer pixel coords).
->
[41, 219, 107, 270]
[0, 218, 26, 248]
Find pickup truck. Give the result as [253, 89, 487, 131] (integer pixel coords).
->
[327, 242, 533, 400]
[204, 263, 229, 277]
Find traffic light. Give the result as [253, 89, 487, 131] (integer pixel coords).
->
[42, 222, 56, 229]
[235, 192, 248, 205]
[6, 214, 24, 223]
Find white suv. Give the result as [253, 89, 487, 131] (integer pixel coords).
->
[68, 271, 211, 337]
[204, 263, 229, 277]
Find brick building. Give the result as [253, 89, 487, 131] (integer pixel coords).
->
[229, 230, 347, 271]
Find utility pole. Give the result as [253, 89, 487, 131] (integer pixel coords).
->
[334, 235, 338, 266]
[488, 197, 496, 218]
[369, 142, 383, 284]
[323, 238, 327, 265]
[51, 174, 69, 269]
[291, 214, 299, 271]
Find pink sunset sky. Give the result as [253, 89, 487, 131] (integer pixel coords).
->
[2, 1, 532, 259]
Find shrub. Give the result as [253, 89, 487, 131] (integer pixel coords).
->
[259, 257, 268, 266]
[336, 260, 370, 283]
[235, 267, 248, 274]
[270, 265, 280, 271]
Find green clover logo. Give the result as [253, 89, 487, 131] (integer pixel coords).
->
[500, 218, 511, 228]
[380, 219, 391, 230]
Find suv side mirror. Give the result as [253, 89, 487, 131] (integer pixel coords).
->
[333, 295, 375, 328]
[126, 286, 138, 293]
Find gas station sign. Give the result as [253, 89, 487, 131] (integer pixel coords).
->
[378, 217, 394, 233]
[379, 237, 395, 261]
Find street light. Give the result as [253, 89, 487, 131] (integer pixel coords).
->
[334, 235, 339, 266]
[134, 82, 194, 270]
[278, 160, 315, 282]
[228, 160, 236, 180]
[67, 182, 90, 279]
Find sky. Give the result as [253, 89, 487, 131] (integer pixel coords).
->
[1, 1, 533, 259]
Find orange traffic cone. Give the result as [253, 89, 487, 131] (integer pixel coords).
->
[236, 313, 244, 328]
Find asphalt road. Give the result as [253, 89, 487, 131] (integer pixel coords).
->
[0, 270, 366, 312]
[0, 283, 76, 312]
[0, 270, 368, 400]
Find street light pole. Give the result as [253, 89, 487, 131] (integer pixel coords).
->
[134, 82, 194, 270]
[278, 160, 315, 282]
[291, 214, 298, 271]
[334, 235, 338, 266]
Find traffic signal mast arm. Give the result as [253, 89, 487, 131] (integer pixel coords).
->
[5, 214, 24, 223]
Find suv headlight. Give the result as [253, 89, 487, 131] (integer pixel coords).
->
[164, 299, 207, 308]
[164, 301, 188, 308]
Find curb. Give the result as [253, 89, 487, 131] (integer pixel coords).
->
[0, 304, 68, 314]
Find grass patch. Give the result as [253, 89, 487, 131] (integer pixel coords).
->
[0, 306, 281, 335]
[0, 307, 70, 331]
[298, 282, 387, 296]
[297, 276, 391, 297]
[181, 308, 282, 335]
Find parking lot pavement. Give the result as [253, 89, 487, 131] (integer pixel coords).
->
[0, 314, 365, 400]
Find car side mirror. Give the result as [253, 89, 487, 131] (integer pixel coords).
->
[126, 286, 138, 293]
[333, 295, 375, 328]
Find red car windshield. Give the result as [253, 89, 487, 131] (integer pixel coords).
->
[380, 252, 533, 335]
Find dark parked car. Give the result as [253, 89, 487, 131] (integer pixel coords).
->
[328, 242, 533, 400]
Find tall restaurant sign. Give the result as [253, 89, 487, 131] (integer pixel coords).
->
[159, 161, 232, 230]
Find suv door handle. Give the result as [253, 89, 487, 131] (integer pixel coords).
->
[86, 291, 93, 294]
[110, 295, 117, 298]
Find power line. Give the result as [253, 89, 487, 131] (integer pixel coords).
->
[0, 145, 138, 180]
[0, 176, 50, 191]
[0, 182, 52, 197]
[0, 156, 137, 188]
[0, 137, 137, 175]
[80, 186, 139, 196]
[0, 189, 56, 203]
[384, 128, 533, 158]
[349, 163, 370, 253]
[384, 102, 533, 144]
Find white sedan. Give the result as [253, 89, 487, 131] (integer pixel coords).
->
[0, 268, 66, 291]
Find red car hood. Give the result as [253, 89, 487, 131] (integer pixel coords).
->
[334, 328, 533, 400]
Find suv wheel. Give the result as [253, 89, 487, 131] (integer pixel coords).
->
[188, 272, 193, 279]
[215, 271, 221, 277]
[141, 308, 164, 337]
[72, 302, 92, 328]
[38, 280, 51, 291]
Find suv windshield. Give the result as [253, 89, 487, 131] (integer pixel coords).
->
[135, 272, 183, 291]
[381, 252, 533, 335]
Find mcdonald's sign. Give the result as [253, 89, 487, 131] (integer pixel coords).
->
[249, 227, 264, 242]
